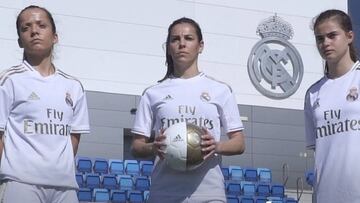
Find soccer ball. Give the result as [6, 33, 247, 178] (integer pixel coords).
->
[164, 122, 205, 171]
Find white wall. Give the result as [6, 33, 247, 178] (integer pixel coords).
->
[0, 0, 347, 109]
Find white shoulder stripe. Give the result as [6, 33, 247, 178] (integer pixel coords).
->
[0, 66, 28, 86]
[141, 82, 163, 96]
[204, 75, 233, 92]
[0, 64, 25, 77]
[353, 61, 360, 70]
[57, 70, 85, 92]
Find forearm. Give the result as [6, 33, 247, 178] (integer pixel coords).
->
[131, 141, 155, 158]
[71, 133, 81, 156]
[215, 131, 245, 156]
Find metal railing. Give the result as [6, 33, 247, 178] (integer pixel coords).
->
[282, 163, 289, 186]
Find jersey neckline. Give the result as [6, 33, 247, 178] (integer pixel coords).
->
[168, 72, 205, 83]
[325, 61, 360, 81]
[23, 60, 58, 80]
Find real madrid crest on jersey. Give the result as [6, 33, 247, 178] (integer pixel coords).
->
[65, 92, 73, 108]
[346, 87, 359, 101]
[247, 15, 304, 99]
[200, 92, 211, 102]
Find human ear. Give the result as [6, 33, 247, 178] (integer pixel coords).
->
[347, 31, 354, 44]
[53, 33, 58, 44]
[199, 40, 204, 53]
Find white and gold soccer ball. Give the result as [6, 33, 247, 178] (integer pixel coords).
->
[164, 122, 205, 171]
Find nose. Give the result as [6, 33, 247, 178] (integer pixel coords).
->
[179, 38, 186, 48]
[30, 25, 40, 37]
[322, 36, 331, 46]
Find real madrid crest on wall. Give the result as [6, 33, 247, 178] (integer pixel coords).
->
[247, 15, 303, 99]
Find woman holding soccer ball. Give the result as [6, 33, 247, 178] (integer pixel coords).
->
[132, 17, 245, 203]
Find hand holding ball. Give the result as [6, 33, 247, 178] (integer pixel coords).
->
[164, 122, 205, 171]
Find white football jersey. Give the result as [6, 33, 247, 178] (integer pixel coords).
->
[132, 72, 243, 200]
[0, 61, 90, 189]
[304, 61, 360, 202]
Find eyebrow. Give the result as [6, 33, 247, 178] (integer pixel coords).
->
[315, 30, 338, 37]
[170, 33, 194, 37]
[22, 19, 47, 27]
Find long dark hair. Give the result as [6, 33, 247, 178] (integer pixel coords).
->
[159, 17, 203, 82]
[313, 9, 358, 74]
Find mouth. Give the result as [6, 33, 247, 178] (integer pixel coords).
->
[31, 39, 42, 44]
[323, 49, 334, 56]
[177, 51, 188, 55]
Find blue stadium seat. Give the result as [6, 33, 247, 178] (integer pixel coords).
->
[255, 196, 267, 203]
[244, 168, 258, 182]
[226, 182, 242, 196]
[75, 172, 84, 188]
[111, 189, 127, 203]
[284, 197, 298, 203]
[271, 184, 285, 198]
[77, 188, 92, 202]
[128, 190, 144, 203]
[229, 165, 243, 181]
[240, 196, 254, 203]
[226, 195, 240, 203]
[109, 159, 124, 175]
[257, 182, 270, 196]
[103, 174, 119, 190]
[257, 168, 272, 183]
[119, 175, 134, 191]
[305, 170, 315, 187]
[140, 160, 154, 177]
[76, 156, 92, 173]
[125, 159, 140, 176]
[241, 181, 256, 196]
[267, 196, 283, 203]
[221, 167, 230, 180]
[93, 158, 109, 174]
[135, 176, 151, 191]
[93, 188, 110, 202]
[85, 173, 101, 189]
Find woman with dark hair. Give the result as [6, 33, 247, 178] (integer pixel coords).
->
[0, 5, 90, 203]
[132, 17, 245, 202]
[304, 9, 359, 203]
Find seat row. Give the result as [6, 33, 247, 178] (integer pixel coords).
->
[222, 166, 272, 183]
[76, 157, 154, 177]
[76, 157, 268, 183]
[226, 181, 285, 198]
[227, 195, 298, 203]
[78, 188, 149, 203]
[76, 173, 151, 191]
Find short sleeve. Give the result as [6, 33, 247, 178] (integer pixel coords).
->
[0, 79, 13, 132]
[304, 92, 316, 150]
[70, 90, 90, 134]
[131, 91, 153, 138]
[220, 90, 244, 133]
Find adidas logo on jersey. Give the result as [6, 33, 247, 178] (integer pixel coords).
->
[163, 95, 173, 100]
[313, 98, 320, 109]
[28, 92, 40, 100]
[172, 134, 184, 142]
